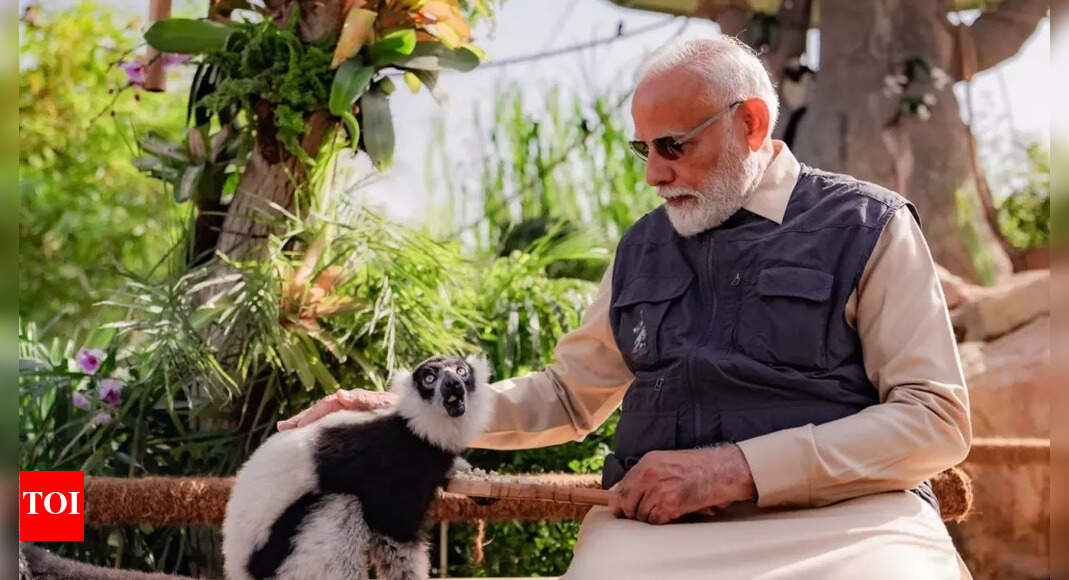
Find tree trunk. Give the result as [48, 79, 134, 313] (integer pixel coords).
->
[213, 0, 344, 262]
[185, 4, 343, 574]
[214, 109, 334, 262]
[791, 0, 1012, 282]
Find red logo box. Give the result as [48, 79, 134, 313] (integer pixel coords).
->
[19, 471, 85, 541]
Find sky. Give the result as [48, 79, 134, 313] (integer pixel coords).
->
[27, 0, 1051, 226]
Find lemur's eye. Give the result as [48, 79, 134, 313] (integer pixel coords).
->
[423, 374, 436, 385]
[456, 366, 468, 378]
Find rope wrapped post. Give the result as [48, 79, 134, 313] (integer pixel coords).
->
[964, 437, 1049, 465]
[144, 0, 171, 92]
[931, 467, 974, 523]
[79, 438, 1062, 528]
[81, 466, 983, 526]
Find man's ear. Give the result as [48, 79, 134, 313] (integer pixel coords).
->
[740, 97, 771, 151]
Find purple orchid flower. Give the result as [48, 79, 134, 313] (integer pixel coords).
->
[92, 412, 113, 427]
[119, 53, 193, 88]
[119, 60, 147, 87]
[72, 392, 91, 411]
[76, 348, 106, 374]
[98, 379, 123, 407]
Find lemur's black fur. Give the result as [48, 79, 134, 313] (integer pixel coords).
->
[242, 356, 478, 579]
[315, 415, 455, 542]
[247, 492, 323, 579]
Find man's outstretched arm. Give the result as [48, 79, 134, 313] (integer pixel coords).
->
[278, 260, 634, 449]
[470, 259, 634, 450]
[736, 206, 972, 508]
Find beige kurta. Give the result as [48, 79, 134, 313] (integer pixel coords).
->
[469, 142, 973, 579]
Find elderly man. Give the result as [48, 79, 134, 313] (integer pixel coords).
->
[280, 37, 972, 579]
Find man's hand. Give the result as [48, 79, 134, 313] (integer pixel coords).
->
[276, 389, 397, 431]
[609, 444, 757, 525]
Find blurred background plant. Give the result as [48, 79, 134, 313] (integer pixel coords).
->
[19, 2, 189, 339]
[997, 143, 1050, 251]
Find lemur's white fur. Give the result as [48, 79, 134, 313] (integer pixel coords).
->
[222, 355, 491, 580]
[222, 409, 385, 580]
[273, 495, 373, 579]
[393, 354, 492, 453]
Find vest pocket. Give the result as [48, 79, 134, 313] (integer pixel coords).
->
[603, 408, 679, 489]
[613, 409, 679, 458]
[738, 266, 834, 368]
[611, 274, 692, 370]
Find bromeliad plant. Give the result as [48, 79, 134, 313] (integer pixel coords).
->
[137, 0, 488, 197]
[126, 0, 498, 398]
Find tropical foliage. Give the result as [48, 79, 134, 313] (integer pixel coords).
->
[18, 2, 639, 575]
[18, 3, 189, 338]
[997, 143, 1050, 250]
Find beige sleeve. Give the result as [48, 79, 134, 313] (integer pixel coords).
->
[469, 260, 634, 450]
[736, 206, 972, 508]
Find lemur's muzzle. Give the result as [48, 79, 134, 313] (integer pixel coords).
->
[441, 376, 466, 417]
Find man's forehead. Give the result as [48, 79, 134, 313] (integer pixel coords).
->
[632, 68, 724, 139]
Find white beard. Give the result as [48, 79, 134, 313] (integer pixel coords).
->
[661, 136, 764, 237]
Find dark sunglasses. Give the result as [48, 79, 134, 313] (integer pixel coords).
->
[629, 100, 744, 161]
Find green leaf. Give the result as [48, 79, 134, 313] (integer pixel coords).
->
[393, 42, 480, 72]
[277, 338, 314, 390]
[144, 18, 234, 54]
[403, 71, 421, 93]
[139, 133, 187, 163]
[413, 70, 446, 103]
[309, 355, 339, 390]
[132, 156, 179, 182]
[340, 112, 361, 150]
[175, 164, 205, 203]
[188, 305, 222, 331]
[360, 85, 395, 171]
[368, 29, 418, 67]
[438, 46, 481, 71]
[329, 59, 376, 117]
[379, 76, 396, 95]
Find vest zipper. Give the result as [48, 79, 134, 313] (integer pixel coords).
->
[686, 234, 718, 444]
[730, 271, 742, 352]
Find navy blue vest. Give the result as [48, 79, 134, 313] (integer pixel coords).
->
[604, 165, 937, 510]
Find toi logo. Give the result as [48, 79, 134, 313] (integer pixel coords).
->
[19, 471, 85, 541]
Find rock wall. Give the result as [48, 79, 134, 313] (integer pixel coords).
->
[939, 269, 1051, 579]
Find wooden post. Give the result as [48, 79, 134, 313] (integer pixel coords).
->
[144, 0, 172, 92]
[438, 521, 448, 578]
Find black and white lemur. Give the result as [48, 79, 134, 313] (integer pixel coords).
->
[222, 354, 491, 580]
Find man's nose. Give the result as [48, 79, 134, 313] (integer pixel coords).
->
[645, 153, 674, 187]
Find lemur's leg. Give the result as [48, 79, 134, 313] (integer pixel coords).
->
[275, 495, 372, 580]
[368, 533, 430, 580]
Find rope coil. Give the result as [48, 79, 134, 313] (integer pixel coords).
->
[72, 439, 1048, 528]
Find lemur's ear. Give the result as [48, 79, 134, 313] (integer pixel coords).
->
[389, 369, 413, 394]
[465, 354, 491, 386]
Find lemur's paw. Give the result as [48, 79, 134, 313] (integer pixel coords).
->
[446, 457, 473, 478]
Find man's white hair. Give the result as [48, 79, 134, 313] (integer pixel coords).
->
[637, 37, 780, 134]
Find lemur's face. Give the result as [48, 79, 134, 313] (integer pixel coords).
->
[411, 356, 477, 418]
